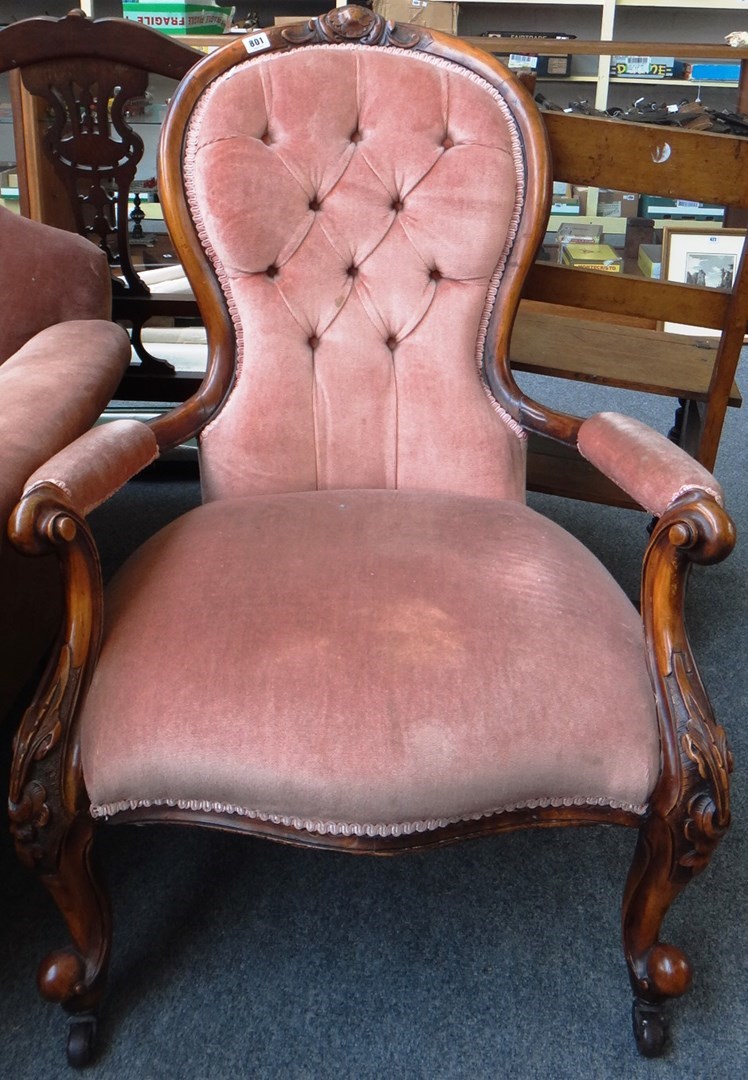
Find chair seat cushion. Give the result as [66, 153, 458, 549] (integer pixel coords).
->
[81, 490, 660, 837]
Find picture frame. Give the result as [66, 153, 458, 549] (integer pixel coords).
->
[661, 225, 747, 336]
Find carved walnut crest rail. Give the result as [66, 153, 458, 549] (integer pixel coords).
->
[281, 5, 420, 49]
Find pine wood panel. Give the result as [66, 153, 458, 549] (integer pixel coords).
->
[543, 113, 748, 209]
[512, 307, 742, 405]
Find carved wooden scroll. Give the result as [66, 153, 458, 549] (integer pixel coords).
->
[282, 5, 421, 49]
[623, 491, 736, 1055]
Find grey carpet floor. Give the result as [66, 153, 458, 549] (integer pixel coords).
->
[1, 362, 746, 1078]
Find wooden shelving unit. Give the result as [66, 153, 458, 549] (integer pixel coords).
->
[456, 1, 748, 113]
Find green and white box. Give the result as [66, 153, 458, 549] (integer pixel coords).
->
[122, 2, 235, 35]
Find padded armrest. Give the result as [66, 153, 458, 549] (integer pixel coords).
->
[24, 419, 159, 518]
[577, 412, 724, 516]
[0, 320, 132, 529]
[0, 207, 114, 361]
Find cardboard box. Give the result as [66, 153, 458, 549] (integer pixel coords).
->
[274, 17, 316, 27]
[0, 167, 18, 190]
[556, 222, 603, 262]
[640, 195, 725, 221]
[573, 186, 639, 219]
[684, 62, 741, 82]
[557, 222, 603, 246]
[122, 2, 235, 34]
[561, 243, 623, 272]
[610, 55, 683, 79]
[481, 31, 572, 77]
[598, 189, 639, 219]
[637, 243, 662, 280]
[373, 1, 459, 36]
[505, 53, 570, 77]
[550, 196, 581, 216]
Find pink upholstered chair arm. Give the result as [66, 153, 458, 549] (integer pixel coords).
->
[0, 206, 114, 363]
[577, 412, 724, 516]
[0, 320, 132, 530]
[24, 420, 159, 518]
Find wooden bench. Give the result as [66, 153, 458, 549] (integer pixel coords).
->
[508, 109, 748, 506]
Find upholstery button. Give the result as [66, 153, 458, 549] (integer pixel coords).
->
[261, 131, 272, 145]
[386, 336, 397, 350]
[351, 129, 362, 143]
[442, 136, 454, 149]
[429, 268, 442, 282]
[309, 197, 321, 211]
[308, 334, 319, 349]
[266, 264, 279, 278]
[347, 265, 358, 278]
[391, 198, 404, 212]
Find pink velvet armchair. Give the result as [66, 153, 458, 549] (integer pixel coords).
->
[7, 8, 736, 1066]
[0, 206, 131, 717]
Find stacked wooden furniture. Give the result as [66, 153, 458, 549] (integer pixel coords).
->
[459, 34, 748, 504]
[0, 10, 202, 401]
[512, 108, 748, 505]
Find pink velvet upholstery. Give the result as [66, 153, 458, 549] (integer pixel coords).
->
[82, 490, 659, 835]
[0, 210, 131, 719]
[25, 419, 159, 517]
[578, 412, 724, 515]
[0, 205, 113, 363]
[73, 39, 666, 840]
[0, 322, 132, 529]
[186, 47, 528, 502]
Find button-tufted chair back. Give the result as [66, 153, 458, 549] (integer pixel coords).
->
[161, 15, 551, 502]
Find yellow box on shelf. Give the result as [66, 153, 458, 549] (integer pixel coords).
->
[561, 243, 623, 273]
[638, 243, 663, 280]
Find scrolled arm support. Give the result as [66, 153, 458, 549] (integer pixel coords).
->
[622, 488, 735, 1027]
[8, 483, 104, 873]
[9, 483, 113, 1019]
[658, 496, 736, 567]
[643, 489, 734, 836]
[9, 485, 80, 558]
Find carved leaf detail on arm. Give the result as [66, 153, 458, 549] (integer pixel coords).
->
[7, 486, 103, 873]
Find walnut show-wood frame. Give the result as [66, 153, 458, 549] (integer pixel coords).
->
[7, 5, 736, 1067]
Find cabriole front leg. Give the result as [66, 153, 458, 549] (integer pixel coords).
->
[625, 492, 735, 1057]
[8, 485, 110, 1066]
[623, 816, 694, 1057]
[37, 817, 110, 1067]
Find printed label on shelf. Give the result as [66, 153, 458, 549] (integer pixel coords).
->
[509, 54, 539, 70]
[621, 56, 648, 75]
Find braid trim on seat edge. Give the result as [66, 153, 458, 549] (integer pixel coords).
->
[90, 793, 647, 836]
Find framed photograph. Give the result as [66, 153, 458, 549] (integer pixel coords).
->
[661, 225, 747, 335]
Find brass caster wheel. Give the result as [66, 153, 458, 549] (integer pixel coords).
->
[66, 1014, 98, 1068]
[632, 998, 668, 1058]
